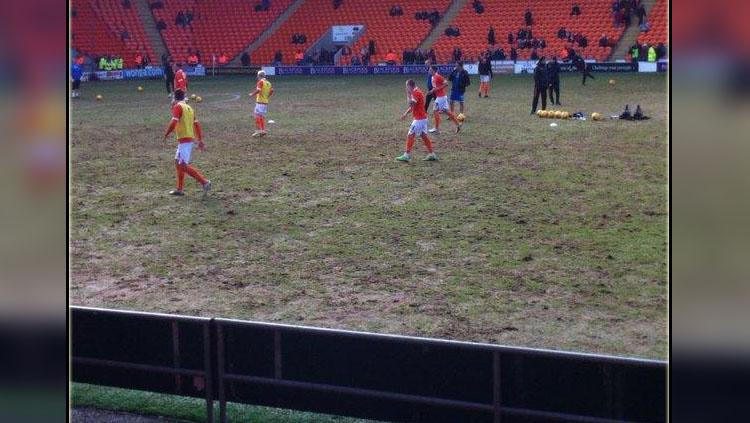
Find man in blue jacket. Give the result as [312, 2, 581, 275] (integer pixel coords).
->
[449, 61, 470, 114]
[71, 61, 83, 98]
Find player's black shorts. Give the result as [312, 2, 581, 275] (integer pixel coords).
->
[72, 79, 81, 90]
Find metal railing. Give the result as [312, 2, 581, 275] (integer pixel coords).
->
[71, 306, 667, 423]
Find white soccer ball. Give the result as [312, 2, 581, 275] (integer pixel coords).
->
[550, 122, 558, 127]
[267, 119, 275, 124]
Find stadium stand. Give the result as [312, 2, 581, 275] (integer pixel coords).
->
[148, 0, 293, 65]
[251, 0, 452, 65]
[431, 0, 625, 62]
[71, 0, 156, 68]
[637, 0, 667, 45]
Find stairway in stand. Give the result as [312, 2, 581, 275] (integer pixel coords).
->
[135, 0, 168, 62]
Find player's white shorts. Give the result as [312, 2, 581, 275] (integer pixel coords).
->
[480, 75, 491, 83]
[433, 96, 449, 112]
[175, 141, 194, 164]
[254, 103, 268, 116]
[408, 118, 429, 136]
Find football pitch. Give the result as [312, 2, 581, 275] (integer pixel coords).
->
[70, 73, 667, 359]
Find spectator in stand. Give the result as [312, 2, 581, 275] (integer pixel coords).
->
[579, 36, 588, 48]
[176, 11, 186, 27]
[558, 27, 567, 39]
[530, 49, 539, 61]
[636, 3, 647, 25]
[156, 19, 166, 31]
[510, 47, 518, 62]
[524, 8, 533, 26]
[472, 0, 484, 14]
[341, 45, 352, 57]
[496, 47, 506, 60]
[185, 10, 194, 26]
[640, 20, 651, 32]
[120, 30, 130, 41]
[122, 0, 131, 8]
[351, 53, 361, 65]
[508, 32, 514, 44]
[389, 5, 403, 16]
[385, 49, 398, 65]
[571, 3, 581, 16]
[135, 53, 144, 68]
[241, 52, 250, 66]
[599, 34, 609, 47]
[150, 1, 164, 10]
[445, 26, 460, 37]
[274, 50, 283, 66]
[427, 49, 437, 63]
[656, 43, 666, 60]
[368, 40, 376, 56]
[414, 48, 425, 63]
[488, 26, 496, 45]
[294, 49, 304, 65]
[333, 0, 343, 9]
[360, 46, 369, 65]
[452, 46, 462, 62]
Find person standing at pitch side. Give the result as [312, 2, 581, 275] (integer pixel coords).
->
[531, 57, 548, 115]
[547, 56, 561, 105]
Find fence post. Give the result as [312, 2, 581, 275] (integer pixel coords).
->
[493, 351, 502, 423]
[203, 322, 214, 423]
[216, 323, 227, 423]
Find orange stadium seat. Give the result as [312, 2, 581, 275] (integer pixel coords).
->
[251, 0, 452, 65]
[71, 0, 157, 68]
[432, 0, 625, 63]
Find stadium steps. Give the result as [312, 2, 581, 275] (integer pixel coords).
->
[230, 0, 307, 65]
[609, 0, 656, 60]
[418, 0, 470, 53]
[135, 0, 167, 62]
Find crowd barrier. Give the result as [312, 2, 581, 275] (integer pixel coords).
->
[72, 306, 667, 423]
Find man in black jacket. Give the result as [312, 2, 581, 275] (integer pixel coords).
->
[163, 58, 174, 97]
[531, 57, 548, 114]
[547, 56, 561, 105]
[573, 53, 595, 85]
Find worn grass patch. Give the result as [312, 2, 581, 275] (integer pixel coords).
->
[70, 73, 667, 359]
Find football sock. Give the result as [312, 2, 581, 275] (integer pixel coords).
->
[182, 164, 207, 185]
[421, 135, 433, 153]
[406, 134, 415, 154]
[175, 162, 185, 191]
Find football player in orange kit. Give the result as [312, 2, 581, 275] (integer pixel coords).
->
[163, 89, 211, 196]
[249, 70, 274, 137]
[396, 79, 438, 162]
[427, 66, 461, 134]
[173, 63, 188, 98]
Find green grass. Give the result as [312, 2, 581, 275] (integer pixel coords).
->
[70, 73, 667, 360]
[72, 383, 380, 422]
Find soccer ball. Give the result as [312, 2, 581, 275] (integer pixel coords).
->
[536, 110, 544, 117]
[562, 111, 570, 119]
[190, 94, 197, 100]
[457, 113, 466, 122]
[195, 96, 203, 103]
[609, 79, 616, 85]
[591, 112, 603, 121]
[137, 86, 144, 92]
[539, 110, 549, 118]
[96, 94, 103, 101]
[554, 111, 563, 119]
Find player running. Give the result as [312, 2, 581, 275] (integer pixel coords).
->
[396, 79, 438, 162]
[173, 63, 188, 98]
[427, 66, 461, 134]
[163, 89, 211, 196]
[250, 70, 274, 137]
